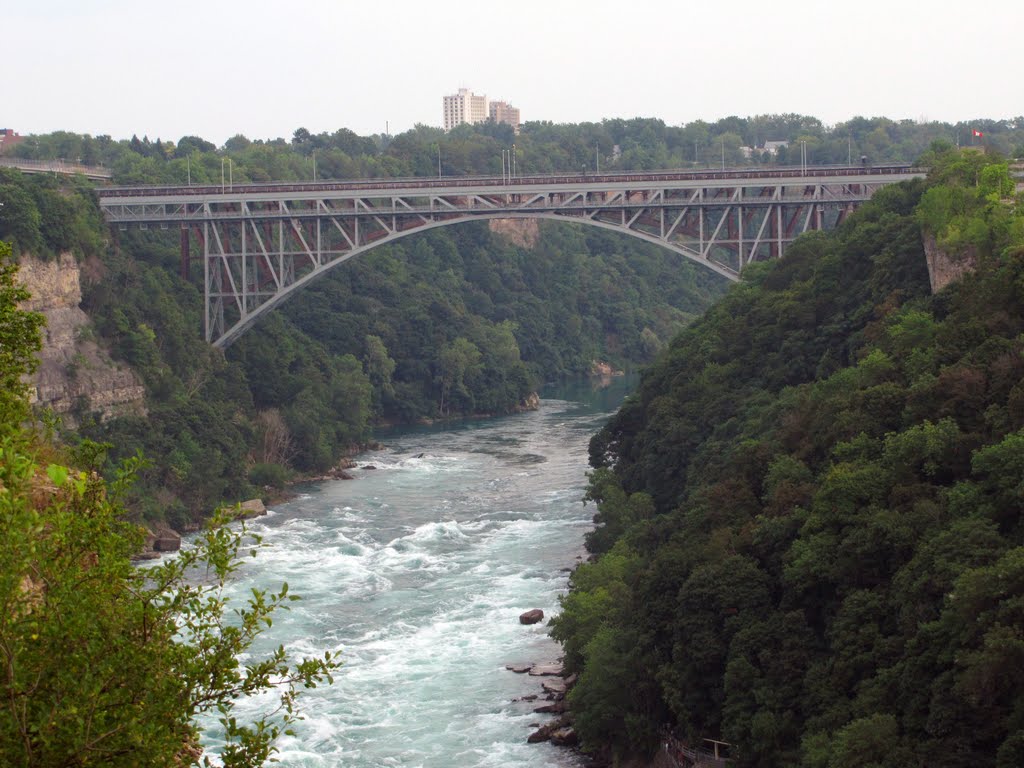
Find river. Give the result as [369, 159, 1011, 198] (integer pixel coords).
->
[199, 377, 635, 767]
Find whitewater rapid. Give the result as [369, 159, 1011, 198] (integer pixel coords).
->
[199, 382, 631, 766]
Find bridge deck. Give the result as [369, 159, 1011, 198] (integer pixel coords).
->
[97, 165, 923, 208]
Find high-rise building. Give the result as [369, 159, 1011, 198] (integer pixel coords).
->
[488, 101, 520, 134]
[443, 88, 489, 131]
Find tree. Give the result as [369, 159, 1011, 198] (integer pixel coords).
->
[0, 250, 337, 766]
[0, 453, 338, 767]
[437, 337, 482, 416]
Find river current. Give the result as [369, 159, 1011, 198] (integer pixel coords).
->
[200, 378, 634, 767]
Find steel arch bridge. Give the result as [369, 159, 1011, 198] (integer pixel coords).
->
[97, 165, 924, 347]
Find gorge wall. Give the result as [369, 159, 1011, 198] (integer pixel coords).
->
[18, 253, 145, 426]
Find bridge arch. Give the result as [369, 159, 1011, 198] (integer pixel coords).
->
[209, 212, 737, 348]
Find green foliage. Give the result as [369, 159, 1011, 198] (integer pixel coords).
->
[557, 151, 1024, 764]
[0, 445, 337, 766]
[0, 242, 45, 434]
[0, 280, 335, 765]
[11, 115, 1024, 182]
[0, 171, 104, 259]
[248, 462, 290, 489]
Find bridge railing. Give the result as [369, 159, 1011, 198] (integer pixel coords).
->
[96, 164, 924, 198]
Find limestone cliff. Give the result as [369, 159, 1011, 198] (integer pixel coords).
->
[488, 218, 540, 249]
[18, 253, 146, 426]
[922, 233, 978, 293]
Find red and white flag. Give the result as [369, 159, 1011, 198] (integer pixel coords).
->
[972, 129, 984, 137]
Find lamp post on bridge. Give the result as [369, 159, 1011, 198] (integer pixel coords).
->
[221, 157, 233, 192]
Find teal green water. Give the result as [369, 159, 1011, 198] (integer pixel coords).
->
[200, 378, 635, 766]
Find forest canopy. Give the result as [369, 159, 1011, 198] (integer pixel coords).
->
[550, 148, 1024, 767]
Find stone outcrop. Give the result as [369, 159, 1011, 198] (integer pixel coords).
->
[505, 659, 582, 751]
[528, 662, 563, 676]
[488, 218, 540, 249]
[590, 360, 624, 377]
[17, 253, 145, 426]
[923, 233, 978, 293]
[234, 499, 268, 519]
[147, 523, 182, 552]
[519, 609, 544, 625]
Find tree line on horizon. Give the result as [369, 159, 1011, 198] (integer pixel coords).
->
[5, 113, 1024, 184]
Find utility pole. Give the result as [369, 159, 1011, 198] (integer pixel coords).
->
[312, 150, 317, 181]
[596, 143, 600, 174]
[438, 145, 442, 178]
[721, 140, 725, 171]
[512, 144, 516, 178]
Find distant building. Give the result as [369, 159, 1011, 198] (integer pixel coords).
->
[762, 140, 789, 156]
[488, 100, 521, 134]
[443, 88, 490, 131]
[0, 128, 24, 154]
[443, 90, 521, 133]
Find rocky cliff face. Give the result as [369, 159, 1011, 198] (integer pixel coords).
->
[923, 233, 977, 293]
[18, 253, 145, 426]
[488, 218, 540, 249]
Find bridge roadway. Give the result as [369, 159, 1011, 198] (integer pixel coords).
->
[0, 157, 113, 180]
[96, 165, 925, 347]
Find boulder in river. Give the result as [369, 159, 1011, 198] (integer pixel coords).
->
[150, 523, 181, 552]
[542, 678, 567, 695]
[527, 714, 573, 744]
[506, 663, 533, 673]
[534, 700, 567, 714]
[519, 609, 544, 625]
[550, 727, 578, 747]
[235, 499, 267, 519]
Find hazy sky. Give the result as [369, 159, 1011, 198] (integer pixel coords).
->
[5, 0, 1022, 145]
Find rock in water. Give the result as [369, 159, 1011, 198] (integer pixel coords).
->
[151, 523, 181, 552]
[235, 499, 267, 519]
[506, 664, 533, 673]
[519, 609, 544, 625]
[528, 663, 563, 676]
[550, 727, 578, 747]
[542, 678, 567, 695]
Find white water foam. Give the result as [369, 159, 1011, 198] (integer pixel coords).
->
[197, 393, 623, 767]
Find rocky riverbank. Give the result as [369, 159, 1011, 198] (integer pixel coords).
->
[507, 660, 587, 755]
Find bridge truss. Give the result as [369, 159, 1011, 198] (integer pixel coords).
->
[98, 167, 922, 347]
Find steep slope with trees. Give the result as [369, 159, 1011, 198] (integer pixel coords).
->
[0, 240, 337, 767]
[551, 147, 1024, 767]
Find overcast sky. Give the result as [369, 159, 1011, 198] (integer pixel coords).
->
[5, 0, 1022, 145]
